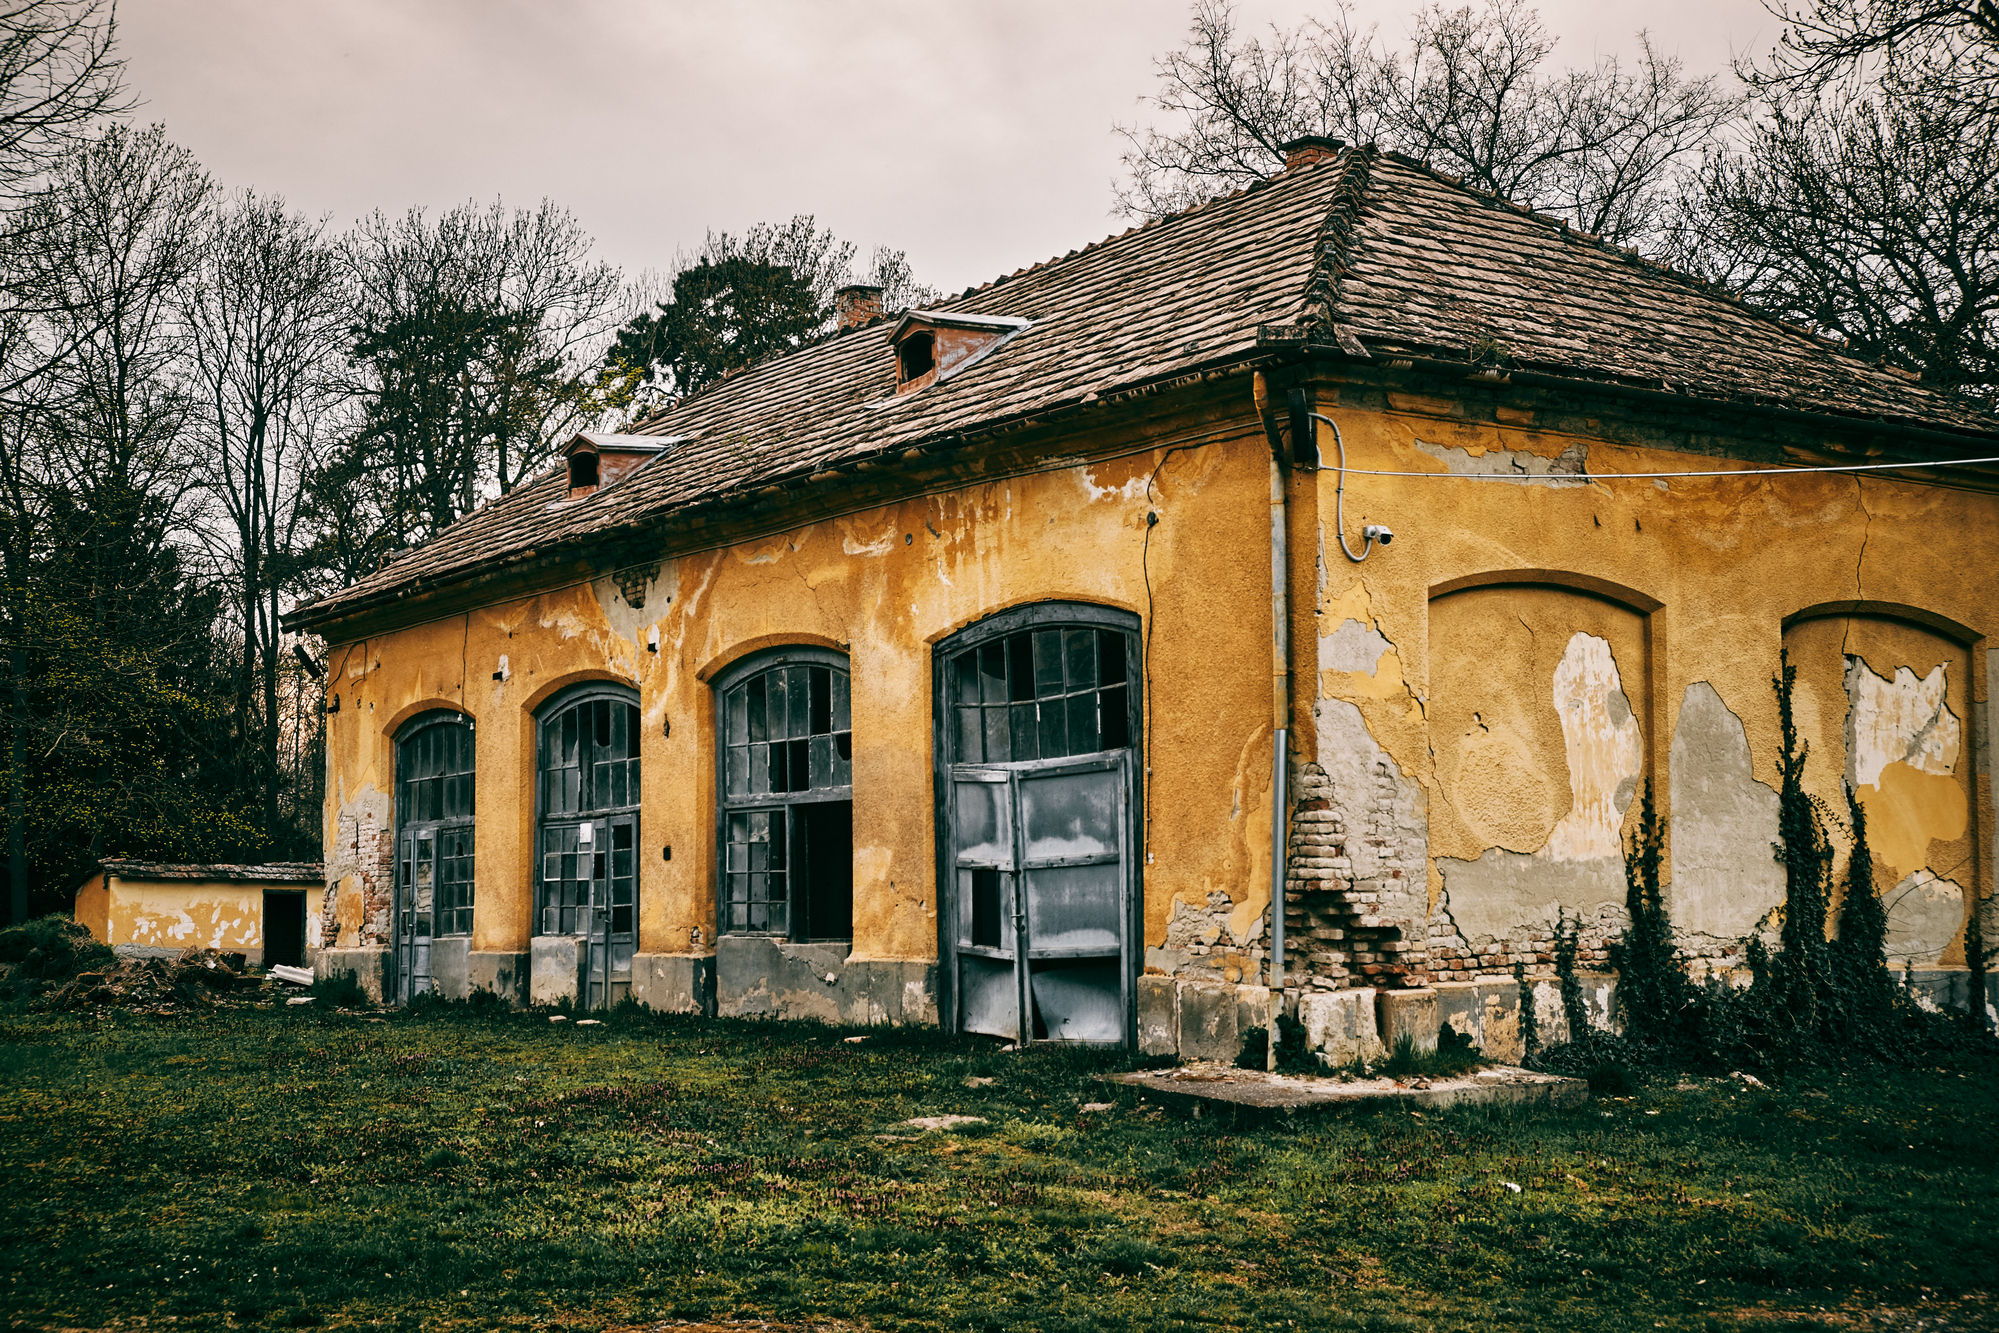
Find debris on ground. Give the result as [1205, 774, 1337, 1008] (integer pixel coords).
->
[897, 1115, 986, 1132]
[269, 963, 314, 986]
[43, 947, 272, 1013]
[0, 913, 117, 1002]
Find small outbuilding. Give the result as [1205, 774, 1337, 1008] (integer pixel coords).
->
[73, 860, 325, 968]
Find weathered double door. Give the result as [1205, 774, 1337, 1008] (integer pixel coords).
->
[394, 824, 472, 1003]
[538, 813, 637, 1009]
[949, 752, 1135, 1044]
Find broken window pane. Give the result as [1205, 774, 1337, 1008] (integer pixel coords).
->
[1020, 769, 1120, 860]
[945, 624, 1136, 763]
[396, 712, 478, 945]
[1030, 961, 1122, 1042]
[719, 655, 854, 939]
[1025, 864, 1120, 951]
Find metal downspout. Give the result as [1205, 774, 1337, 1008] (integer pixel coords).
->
[1254, 370, 1292, 1071]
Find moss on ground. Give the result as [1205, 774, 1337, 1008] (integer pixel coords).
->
[2, 1004, 1995, 1332]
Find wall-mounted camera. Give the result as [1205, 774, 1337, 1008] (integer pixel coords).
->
[1362, 525, 1394, 546]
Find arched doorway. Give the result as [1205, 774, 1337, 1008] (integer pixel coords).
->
[535, 684, 640, 1009]
[934, 603, 1141, 1044]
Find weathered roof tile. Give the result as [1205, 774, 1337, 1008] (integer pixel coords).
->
[291, 150, 1995, 628]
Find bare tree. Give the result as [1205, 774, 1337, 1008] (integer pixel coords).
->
[1748, 0, 1999, 112]
[1116, 0, 1739, 247]
[0, 0, 129, 201]
[1664, 0, 1999, 401]
[184, 191, 347, 847]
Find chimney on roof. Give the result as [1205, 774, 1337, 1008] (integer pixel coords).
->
[1278, 136, 1345, 172]
[834, 284, 884, 331]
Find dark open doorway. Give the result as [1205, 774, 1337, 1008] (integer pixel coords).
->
[264, 891, 306, 968]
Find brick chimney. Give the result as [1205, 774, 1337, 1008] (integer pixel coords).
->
[834, 284, 884, 331]
[1278, 136, 1345, 172]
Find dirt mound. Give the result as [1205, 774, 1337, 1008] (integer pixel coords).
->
[44, 947, 269, 1012]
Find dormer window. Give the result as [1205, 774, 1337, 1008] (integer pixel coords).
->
[898, 332, 936, 387]
[560, 432, 679, 502]
[890, 311, 1032, 395]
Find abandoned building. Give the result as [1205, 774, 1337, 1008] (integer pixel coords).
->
[284, 139, 1999, 1062]
[73, 859, 324, 969]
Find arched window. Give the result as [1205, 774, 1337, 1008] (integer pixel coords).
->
[535, 685, 641, 1006]
[934, 603, 1141, 1046]
[715, 648, 853, 941]
[394, 710, 475, 1001]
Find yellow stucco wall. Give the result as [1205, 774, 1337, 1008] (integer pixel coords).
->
[320, 403, 1281, 972]
[314, 372, 1998, 1011]
[1305, 393, 1993, 976]
[97, 877, 267, 952]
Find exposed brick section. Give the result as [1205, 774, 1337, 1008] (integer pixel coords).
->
[1278, 762, 1418, 992]
[613, 563, 657, 609]
[834, 285, 884, 330]
[1424, 899, 1757, 983]
[326, 803, 394, 949]
[1151, 889, 1265, 985]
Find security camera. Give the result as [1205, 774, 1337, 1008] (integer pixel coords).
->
[1362, 524, 1394, 546]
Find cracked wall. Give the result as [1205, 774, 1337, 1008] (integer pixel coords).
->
[1667, 681, 1784, 944]
[1427, 587, 1647, 976]
[1783, 614, 1979, 967]
[1296, 397, 1993, 999]
[317, 391, 1280, 1019]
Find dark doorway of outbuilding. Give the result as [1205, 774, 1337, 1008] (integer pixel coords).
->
[264, 891, 306, 968]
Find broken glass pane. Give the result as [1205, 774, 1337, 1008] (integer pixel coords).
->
[1020, 769, 1120, 860]
[1025, 864, 1120, 951]
[966, 868, 1006, 949]
[953, 780, 1010, 865]
[960, 954, 1020, 1039]
[1033, 629, 1064, 696]
[1030, 961, 1122, 1042]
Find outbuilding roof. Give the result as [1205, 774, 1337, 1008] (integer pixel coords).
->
[93, 860, 324, 885]
[290, 149, 1997, 631]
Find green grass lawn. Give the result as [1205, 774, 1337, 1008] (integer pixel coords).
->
[2, 1003, 1995, 1333]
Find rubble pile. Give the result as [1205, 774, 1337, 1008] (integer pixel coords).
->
[45, 947, 274, 1012]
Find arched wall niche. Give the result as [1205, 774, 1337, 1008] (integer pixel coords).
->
[1780, 609, 1980, 968]
[1425, 580, 1653, 948]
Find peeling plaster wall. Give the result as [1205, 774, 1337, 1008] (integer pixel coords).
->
[1297, 397, 1995, 997]
[317, 391, 1279, 1021]
[1784, 614, 1980, 967]
[1668, 682, 1784, 943]
[1424, 588, 1647, 978]
[99, 878, 269, 953]
[314, 380, 1999, 1029]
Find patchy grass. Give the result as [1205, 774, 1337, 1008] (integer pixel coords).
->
[2, 1006, 1996, 1332]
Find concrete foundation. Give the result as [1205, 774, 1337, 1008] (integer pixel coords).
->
[715, 935, 937, 1025]
[1114, 1062, 1589, 1125]
[315, 947, 391, 1003]
[1298, 987, 1386, 1065]
[530, 935, 586, 1006]
[632, 952, 715, 1015]
[430, 937, 470, 999]
[468, 951, 528, 1003]
[1377, 988, 1441, 1053]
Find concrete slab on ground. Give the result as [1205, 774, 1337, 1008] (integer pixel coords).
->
[1111, 1061, 1588, 1122]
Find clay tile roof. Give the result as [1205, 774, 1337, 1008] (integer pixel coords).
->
[289, 150, 1997, 630]
[95, 860, 324, 884]
[1331, 153, 1994, 429]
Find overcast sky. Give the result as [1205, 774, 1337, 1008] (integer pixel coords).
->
[119, 0, 1771, 298]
